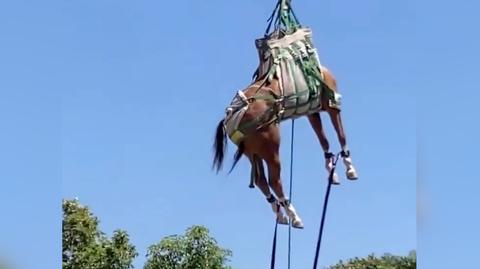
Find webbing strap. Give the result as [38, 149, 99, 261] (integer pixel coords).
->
[265, 0, 301, 37]
[265, 2, 281, 36]
[270, 219, 279, 269]
[312, 153, 340, 269]
[287, 119, 295, 269]
[277, 0, 301, 32]
[270, 119, 296, 269]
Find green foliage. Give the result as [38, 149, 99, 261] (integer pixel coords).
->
[144, 226, 233, 269]
[328, 251, 416, 269]
[62, 199, 138, 269]
[62, 198, 414, 269]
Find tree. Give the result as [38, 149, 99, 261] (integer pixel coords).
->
[62, 199, 138, 269]
[144, 226, 233, 269]
[328, 251, 416, 269]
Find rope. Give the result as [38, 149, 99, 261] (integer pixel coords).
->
[270, 217, 279, 269]
[270, 119, 295, 269]
[265, 0, 301, 37]
[264, 1, 309, 268]
[287, 119, 295, 269]
[267, 119, 341, 269]
[264, 1, 281, 36]
[312, 153, 340, 269]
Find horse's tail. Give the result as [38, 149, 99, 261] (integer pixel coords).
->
[213, 119, 246, 174]
[213, 119, 228, 173]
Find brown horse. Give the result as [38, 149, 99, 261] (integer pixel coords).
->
[212, 66, 358, 229]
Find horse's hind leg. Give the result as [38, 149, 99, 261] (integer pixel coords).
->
[327, 108, 358, 180]
[308, 112, 340, 184]
[247, 153, 288, 225]
[322, 67, 358, 180]
[257, 125, 304, 229]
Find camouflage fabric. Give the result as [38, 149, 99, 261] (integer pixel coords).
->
[255, 27, 341, 120]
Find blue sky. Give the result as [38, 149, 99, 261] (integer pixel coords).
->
[1, 0, 478, 269]
[415, 1, 480, 268]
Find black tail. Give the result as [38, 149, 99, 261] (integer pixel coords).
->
[229, 142, 245, 174]
[213, 119, 227, 173]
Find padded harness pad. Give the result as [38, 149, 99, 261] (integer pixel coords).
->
[256, 27, 341, 119]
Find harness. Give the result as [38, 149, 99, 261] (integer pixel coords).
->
[224, 0, 341, 145]
[224, 83, 283, 145]
[222, 2, 349, 268]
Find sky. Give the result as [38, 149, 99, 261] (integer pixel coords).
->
[0, 0, 478, 269]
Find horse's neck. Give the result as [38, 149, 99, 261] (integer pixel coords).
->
[268, 79, 281, 95]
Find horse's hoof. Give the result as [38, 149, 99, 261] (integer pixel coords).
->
[330, 173, 340, 185]
[292, 218, 304, 229]
[277, 215, 289, 225]
[346, 168, 358, 180]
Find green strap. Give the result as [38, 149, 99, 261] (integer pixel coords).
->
[271, 0, 301, 34]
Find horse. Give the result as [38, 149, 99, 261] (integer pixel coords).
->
[212, 66, 358, 229]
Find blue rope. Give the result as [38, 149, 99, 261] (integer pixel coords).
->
[312, 153, 340, 269]
[270, 119, 295, 269]
[287, 119, 295, 269]
[270, 219, 279, 269]
[271, 125, 339, 269]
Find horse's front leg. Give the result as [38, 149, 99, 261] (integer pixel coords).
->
[258, 125, 304, 229]
[327, 108, 358, 180]
[247, 154, 288, 225]
[308, 112, 340, 184]
[265, 155, 304, 229]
